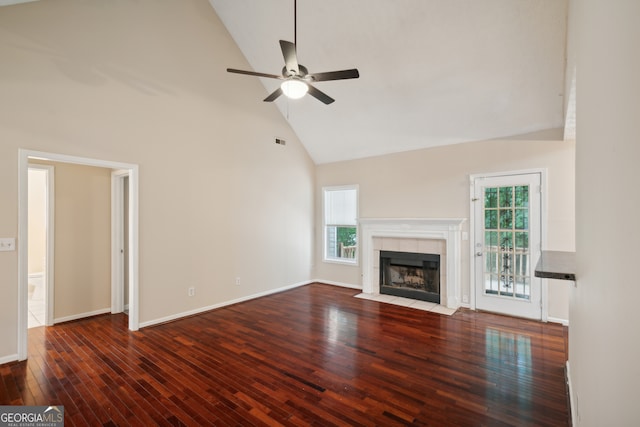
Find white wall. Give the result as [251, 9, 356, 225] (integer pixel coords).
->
[27, 169, 46, 275]
[0, 0, 315, 360]
[315, 138, 575, 320]
[571, 0, 640, 425]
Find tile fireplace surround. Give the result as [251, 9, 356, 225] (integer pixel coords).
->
[359, 218, 466, 309]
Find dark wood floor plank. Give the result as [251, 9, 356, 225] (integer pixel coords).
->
[1, 283, 569, 426]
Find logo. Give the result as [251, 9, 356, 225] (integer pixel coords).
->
[0, 406, 64, 426]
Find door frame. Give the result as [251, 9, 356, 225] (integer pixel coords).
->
[111, 170, 129, 314]
[469, 168, 549, 320]
[18, 149, 140, 361]
[27, 164, 55, 327]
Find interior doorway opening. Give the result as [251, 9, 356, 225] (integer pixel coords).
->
[18, 149, 139, 361]
[27, 165, 54, 328]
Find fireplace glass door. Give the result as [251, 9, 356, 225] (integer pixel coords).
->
[379, 251, 440, 303]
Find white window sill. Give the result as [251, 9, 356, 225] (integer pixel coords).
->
[323, 258, 359, 267]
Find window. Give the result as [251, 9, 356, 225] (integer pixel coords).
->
[323, 185, 358, 264]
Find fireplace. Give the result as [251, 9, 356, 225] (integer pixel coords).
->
[359, 218, 466, 309]
[380, 251, 440, 303]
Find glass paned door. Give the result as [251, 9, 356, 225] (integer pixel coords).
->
[483, 185, 530, 299]
[474, 173, 541, 319]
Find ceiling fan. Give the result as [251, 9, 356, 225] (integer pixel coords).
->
[226, 0, 359, 105]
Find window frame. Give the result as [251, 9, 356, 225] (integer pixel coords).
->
[322, 185, 359, 265]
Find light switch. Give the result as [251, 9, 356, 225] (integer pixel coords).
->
[0, 238, 16, 252]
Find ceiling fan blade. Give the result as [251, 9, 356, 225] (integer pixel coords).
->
[279, 40, 299, 75]
[263, 88, 283, 102]
[307, 69, 360, 82]
[307, 84, 335, 105]
[227, 68, 283, 80]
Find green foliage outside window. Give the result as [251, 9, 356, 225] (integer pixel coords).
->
[337, 227, 357, 248]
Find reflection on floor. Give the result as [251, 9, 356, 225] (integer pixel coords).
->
[354, 292, 457, 315]
[28, 276, 45, 328]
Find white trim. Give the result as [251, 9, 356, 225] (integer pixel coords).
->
[54, 308, 112, 324]
[128, 167, 140, 331]
[111, 170, 129, 315]
[18, 151, 29, 360]
[314, 280, 362, 290]
[322, 184, 359, 266]
[547, 316, 569, 326]
[469, 177, 478, 310]
[28, 163, 55, 327]
[140, 280, 313, 328]
[18, 149, 140, 361]
[468, 169, 548, 320]
[322, 258, 358, 267]
[359, 218, 466, 309]
[0, 354, 19, 365]
[566, 361, 576, 425]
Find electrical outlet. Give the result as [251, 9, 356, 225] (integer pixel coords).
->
[235, 277, 241, 286]
[188, 287, 195, 297]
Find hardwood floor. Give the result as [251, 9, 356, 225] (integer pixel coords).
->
[0, 283, 570, 426]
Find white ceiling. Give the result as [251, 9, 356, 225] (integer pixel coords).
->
[210, 0, 569, 164]
[3, 0, 569, 164]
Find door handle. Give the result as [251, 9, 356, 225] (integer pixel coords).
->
[476, 252, 483, 257]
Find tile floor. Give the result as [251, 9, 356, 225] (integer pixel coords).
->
[28, 278, 45, 328]
[354, 292, 457, 315]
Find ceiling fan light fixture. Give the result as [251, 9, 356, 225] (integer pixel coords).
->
[281, 78, 308, 99]
[226, 0, 358, 105]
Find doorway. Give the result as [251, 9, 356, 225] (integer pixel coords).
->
[18, 150, 140, 361]
[471, 171, 544, 320]
[111, 170, 130, 315]
[27, 165, 54, 328]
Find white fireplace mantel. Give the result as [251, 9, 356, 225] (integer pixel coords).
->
[359, 218, 467, 309]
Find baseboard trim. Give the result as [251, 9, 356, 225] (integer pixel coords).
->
[54, 308, 111, 324]
[566, 361, 576, 425]
[0, 353, 19, 365]
[139, 280, 314, 329]
[314, 280, 362, 290]
[548, 316, 569, 326]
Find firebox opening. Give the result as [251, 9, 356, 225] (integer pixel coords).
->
[379, 250, 440, 303]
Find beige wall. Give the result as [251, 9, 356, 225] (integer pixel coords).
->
[571, 0, 640, 425]
[0, 0, 315, 359]
[31, 161, 112, 320]
[315, 138, 575, 321]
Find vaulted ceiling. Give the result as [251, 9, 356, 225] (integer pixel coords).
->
[210, 0, 570, 164]
[0, 0, 570, 164]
